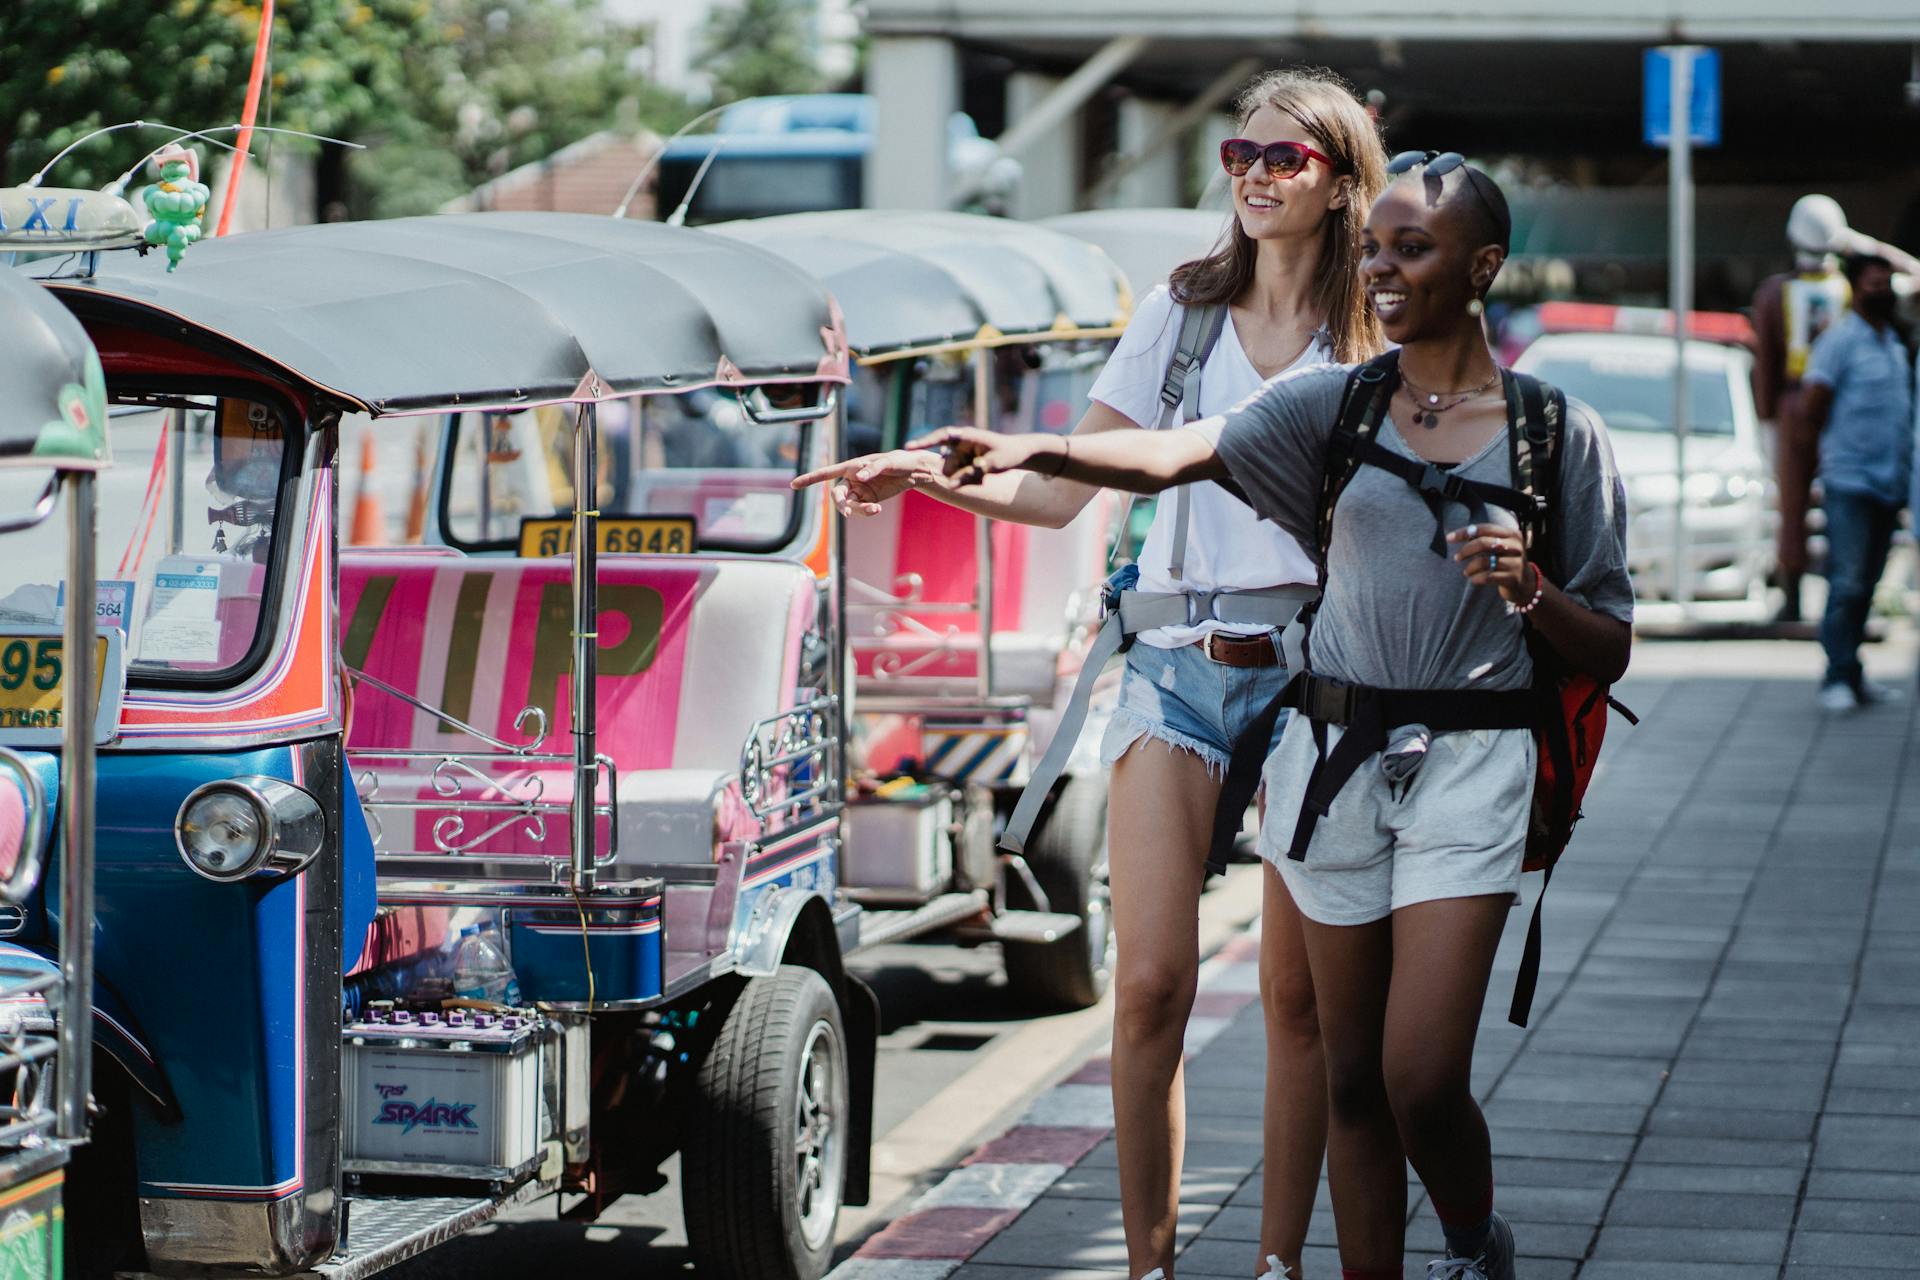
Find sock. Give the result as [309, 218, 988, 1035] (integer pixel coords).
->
[1434, 1179, 1497, 1258]
[1341, 1268, 1403, 1280]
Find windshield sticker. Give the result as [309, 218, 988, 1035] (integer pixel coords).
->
[57, 579, 136, 636]
[142, 557, 222, 664]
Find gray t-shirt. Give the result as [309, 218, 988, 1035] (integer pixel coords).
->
[1190, 363, 1633, 692]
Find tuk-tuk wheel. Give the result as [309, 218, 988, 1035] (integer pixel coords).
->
[1004, 776, 1113, 1010]
[684, 964, 848, 1280]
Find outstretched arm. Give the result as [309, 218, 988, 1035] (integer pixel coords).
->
[792, 400, 1143, 528]
[908, 423, 1227, 496]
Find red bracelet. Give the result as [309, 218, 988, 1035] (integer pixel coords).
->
[1513, 563, 1545, 615]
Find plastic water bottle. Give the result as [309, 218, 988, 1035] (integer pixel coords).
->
[451, 925, 522, 1007]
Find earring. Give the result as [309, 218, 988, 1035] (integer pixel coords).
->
[1466, 296, 1485, 318]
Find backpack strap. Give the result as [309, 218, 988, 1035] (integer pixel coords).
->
[1107, 302, 1229, 570]
[1506, 371, 1571, 1030]
[1162, 304, 1229, 580]
[1203, 351, 1397, 873]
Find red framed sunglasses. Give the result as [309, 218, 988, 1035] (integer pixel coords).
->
[1219, 137, 1339, 180]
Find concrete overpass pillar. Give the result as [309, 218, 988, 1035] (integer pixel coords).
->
[1106, 98, 1185, 208]
[1007, 72, 1079, 219]
[866, 36, 958, 209]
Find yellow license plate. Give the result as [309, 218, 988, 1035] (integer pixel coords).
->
[517, 516, 698, 559]
[0, 635, 109, 731]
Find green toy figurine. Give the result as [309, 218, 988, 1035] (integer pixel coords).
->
[142, 144, 209, 271]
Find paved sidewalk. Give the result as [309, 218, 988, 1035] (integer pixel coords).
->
[829, 637, 1920, 1279]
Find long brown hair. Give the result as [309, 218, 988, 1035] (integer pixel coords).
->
[1168, 68, 1387, 363]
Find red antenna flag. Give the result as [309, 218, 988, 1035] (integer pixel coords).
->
[214, 0, 276, 237]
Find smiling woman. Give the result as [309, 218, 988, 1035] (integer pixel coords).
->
[905, 157, 1636, 1280]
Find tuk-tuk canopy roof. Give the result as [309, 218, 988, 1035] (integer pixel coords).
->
[1041, 208, 1232, 297]
[711, 210, 1131, 361]
[32, 213, 850, 417]
[0, 267, 109, 471]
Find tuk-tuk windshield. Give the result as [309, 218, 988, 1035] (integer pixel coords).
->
[440, 390, 809, 554]
[0, 394, 294, 683]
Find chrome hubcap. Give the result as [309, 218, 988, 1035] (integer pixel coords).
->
[793, 1019, 843, 1249]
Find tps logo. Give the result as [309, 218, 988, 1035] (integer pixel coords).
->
[372, 1083, 478, 1134]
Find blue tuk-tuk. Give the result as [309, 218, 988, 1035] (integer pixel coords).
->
[19, 209, 872, 1280]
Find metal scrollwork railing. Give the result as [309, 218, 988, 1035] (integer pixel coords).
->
[345, 666, 619, 878]
[0, 956, 62, 1158]
[740, 694, 840, 826]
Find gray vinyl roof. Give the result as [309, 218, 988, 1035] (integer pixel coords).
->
[31, 212, 849, 417]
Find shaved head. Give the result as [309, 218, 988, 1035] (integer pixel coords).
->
[1391, 163, 1511, 256]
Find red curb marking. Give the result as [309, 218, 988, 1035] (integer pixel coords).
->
[1062, 1057, 1111, 1085]
[1191, 989, 1257, 1018]
[963, 1124, 1110, 1167]
[854, 1206, 1025, 1258]
[1217, 935, 1261, 963]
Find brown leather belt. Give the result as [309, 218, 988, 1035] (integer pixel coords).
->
[1197, 630, 1281, 669]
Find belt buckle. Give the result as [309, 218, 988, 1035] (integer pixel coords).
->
[1203, 632, 1223, 663]
[1185, 589, 1221, 629]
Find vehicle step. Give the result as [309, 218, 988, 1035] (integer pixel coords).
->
[114, 1183, 556, 1280]
[852, 890, 988, 950]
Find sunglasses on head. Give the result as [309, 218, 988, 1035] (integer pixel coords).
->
[1387, 150, 1510, 250]
[1220, 137, 1339, 180]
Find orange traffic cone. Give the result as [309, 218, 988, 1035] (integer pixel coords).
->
[349, 432, 386, 545]
[402, 427, 431, 544]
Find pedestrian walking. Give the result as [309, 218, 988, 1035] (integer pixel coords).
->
[1751, 197, 1852, 622]
[795, 67, 1388, 1280]
[1804, 252, 1915, 711]
[907, 156, 1634, 1280]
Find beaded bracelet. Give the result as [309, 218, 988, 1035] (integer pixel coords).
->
[1513, 563, 1546, 616]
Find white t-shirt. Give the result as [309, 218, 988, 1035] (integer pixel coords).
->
[1087, 284, 1322, 648]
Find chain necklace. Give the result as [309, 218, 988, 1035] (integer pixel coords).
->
[1399, 366, 1502, 427]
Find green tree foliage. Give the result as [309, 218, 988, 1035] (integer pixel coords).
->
[697, 0, 824, 105]
[0, 0, 426, 189]
[352, 0, 694, 218]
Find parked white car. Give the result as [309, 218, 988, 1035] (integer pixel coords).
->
[1514, 332, 1774, 603]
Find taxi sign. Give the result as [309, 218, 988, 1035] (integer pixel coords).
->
[518, 515, 697, 558]
[0, 187, 145, 253]
[0, 626, 125, 746]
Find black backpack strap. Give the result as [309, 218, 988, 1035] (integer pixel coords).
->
[1204, 352, 1397, 874]
[1508, 370, 1570, 1029]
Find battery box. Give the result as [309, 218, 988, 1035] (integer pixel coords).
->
[342, 1008, 548, 1181]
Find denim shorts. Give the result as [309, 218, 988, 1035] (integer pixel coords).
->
[1099, 638, 1292, 777]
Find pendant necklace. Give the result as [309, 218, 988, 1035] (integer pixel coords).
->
[1400, 367, 1501, 427]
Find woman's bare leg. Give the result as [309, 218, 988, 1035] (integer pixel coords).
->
[1297, 913, 1403, 1272]
[1381, 896, 1510, 1248]
[1259, 865, 1325, 1277]
[1106, 738, 1219, 1276]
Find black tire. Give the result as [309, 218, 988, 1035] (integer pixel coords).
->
[1003, 776, 1113, 1010]
[64, 1062, 146, 1279]
[683, 965, 848, 1280]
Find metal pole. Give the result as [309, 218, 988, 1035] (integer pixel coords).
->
[58, 471, 97, 1140]
[1668, 46, 1695, 608]
[972, 348, 996, 700]
[169, 409, 186, 554]
[570, 404, 599, 893]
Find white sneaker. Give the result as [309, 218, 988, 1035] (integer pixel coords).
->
[1818, 682, 1860, 713]
[1137, 1271, 1165, 1280]
[1256, 1256, 1300, 1280]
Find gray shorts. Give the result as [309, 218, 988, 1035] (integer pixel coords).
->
[1258, 715, 1534, 926]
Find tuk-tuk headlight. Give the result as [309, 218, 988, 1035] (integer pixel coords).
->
[176, 777, 325, 882]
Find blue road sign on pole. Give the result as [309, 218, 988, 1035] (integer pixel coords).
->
[1645, 47, 1720, 147]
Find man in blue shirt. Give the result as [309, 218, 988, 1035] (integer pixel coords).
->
[1803, 253, 1915, 710]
